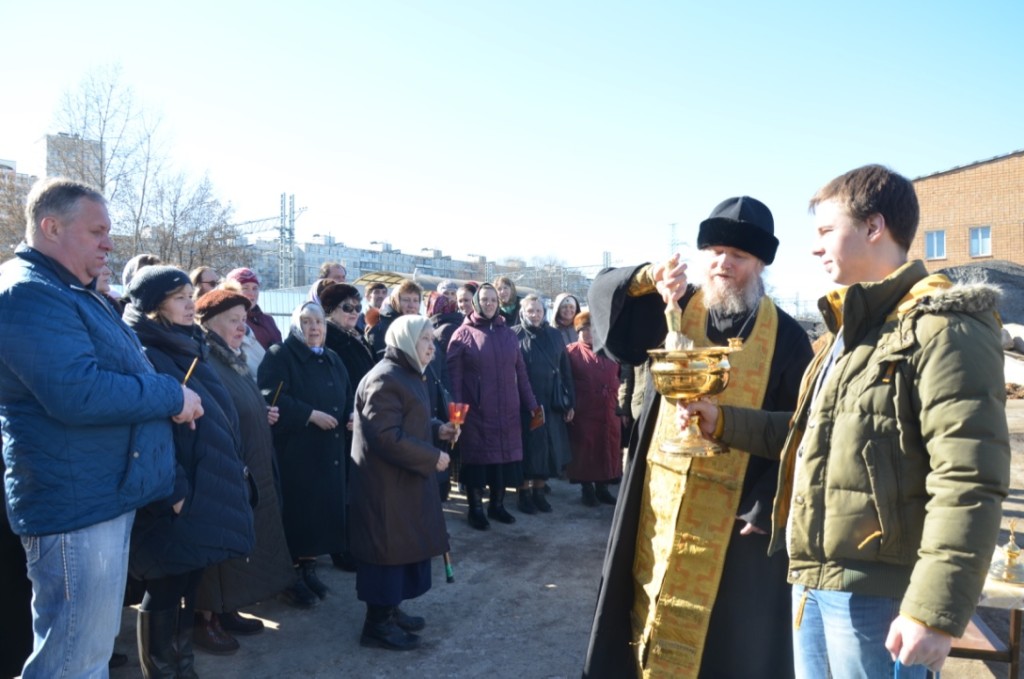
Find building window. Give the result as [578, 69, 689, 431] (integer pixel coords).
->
[925, 231, 945, 260]
[969, 226, 991, 257]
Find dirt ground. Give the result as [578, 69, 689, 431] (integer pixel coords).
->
[108, 386, 1024, 679]
[111, 479, 613, 679]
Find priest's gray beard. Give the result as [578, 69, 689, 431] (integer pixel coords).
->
[703, 273, 764, 316]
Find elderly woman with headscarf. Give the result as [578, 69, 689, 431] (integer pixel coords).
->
[446, 283, 542, 529]
[366, 280, 422, 361]
[122, 267, 255, 678]
[191, 290, 310, 646]
[512, 294, 575, 514]
[565, 311, 622, 506]
[257, 302, 353, 603]
[552, 293, 581, 346]
[350, 315, 456, 651]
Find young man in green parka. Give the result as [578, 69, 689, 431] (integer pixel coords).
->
[679, 164, 1011, 678]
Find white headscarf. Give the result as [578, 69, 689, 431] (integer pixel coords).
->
[290, 301, 325, 350]
[385, 315, 433, 373]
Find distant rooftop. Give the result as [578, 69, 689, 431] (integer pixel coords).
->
[914, 148, 1024, 182]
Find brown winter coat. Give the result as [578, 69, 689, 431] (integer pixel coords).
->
[349, 348, 450, 566]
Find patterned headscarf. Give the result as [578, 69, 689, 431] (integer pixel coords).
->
[289, 301, 325, 351]
[472, 283, 498, 319]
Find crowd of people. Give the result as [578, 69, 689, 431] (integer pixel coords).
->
[0, 163, 1015, 679]
[0, 177, 624, 679]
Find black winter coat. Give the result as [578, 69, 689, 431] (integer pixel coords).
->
[325, 321, 375, 391]
[196, 333, 295, 612]
[125, 307, 255, 580]
[258, 334, 353, 558]
[365, 306, 401, 361]
[512, 322, 574, 478]
[350, 348, 449, 565]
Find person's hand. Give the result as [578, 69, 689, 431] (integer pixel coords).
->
[737, 520, 767, 536]
[529, 406, 545, 431]
[308, 410, 339, 430]
[173, 385, 204, 430]
[885, 615, 953, 675]
[438, 422, 457, 441]
[346, 415, 354, 432]
[436, 451, 451, 472]
[266, 405, 279, 426]
[676, 399, 719, 438]
[563, 407, 575, 423]
[652, 253, 688, 305]
[172, 499, 184, 515]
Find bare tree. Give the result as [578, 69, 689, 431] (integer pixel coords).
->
[0, 171, 29, 260]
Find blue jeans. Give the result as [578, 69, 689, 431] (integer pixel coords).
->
[20, 511, 134, 679]
[792, 585, 926, 679]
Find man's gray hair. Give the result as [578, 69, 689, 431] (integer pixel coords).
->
[25, 177, 105, 243]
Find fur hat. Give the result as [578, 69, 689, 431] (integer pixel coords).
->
[320, 283, 361, 315]
[194, 289, 251, 323]
[573, 310, 591, 330]
[126, 266, 191, 314]
[697, 196, 779, 265]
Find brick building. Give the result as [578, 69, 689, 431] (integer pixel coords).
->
[910, 150, 1024, 270]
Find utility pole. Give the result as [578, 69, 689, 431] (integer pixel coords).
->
[278, 192, 297, 288]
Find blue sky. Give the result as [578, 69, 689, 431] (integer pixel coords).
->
[2, 1, 1021, 307]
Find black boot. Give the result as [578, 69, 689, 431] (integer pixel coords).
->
[298, 559, 330, 599]
[360, 605, 420, 650]
[137, 609, 178, 679]
[595, 483, 617, 505]
[279, 575, 319, 609]
[394, 606, 426, 632]
[175, 607, 200, 679]
[467, 488, 490, 530]
[487, 486, 516, 524]
[532, 486, 552, 513]
[581, 482, 599, 507]
[517, 487, 537, 514]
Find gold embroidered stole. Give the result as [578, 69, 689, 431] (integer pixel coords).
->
[631, 291, 778, 677]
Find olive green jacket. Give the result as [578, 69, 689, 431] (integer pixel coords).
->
[721, 260, 1010, 636]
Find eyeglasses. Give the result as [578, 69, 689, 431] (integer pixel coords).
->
[340, 303, 360, 314]
[201, 278, 220, 286]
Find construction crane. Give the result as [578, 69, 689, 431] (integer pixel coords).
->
[228, 193, 307, 288]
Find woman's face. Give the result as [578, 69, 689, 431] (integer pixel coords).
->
[557, 297, 578, 324]
[96, 265, 112, 294]
[478, 288, 499, 319]
[158, 285, 195, 326]
[578, 324, 593, 347]
[522, 299, 545, 327]
[415, 326, 436, 368]
[240, 282, 259, 305]
[205, 305, 248, 350]
[496, 282, 513, 304]
[456, 289, 474, 315]
[398, 293, 420, 316]
[442, 288, 457, 302]
[300, 311, 325, 348]
[330, 298, 361, 331]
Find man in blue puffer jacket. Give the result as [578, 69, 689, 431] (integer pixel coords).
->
[0, 177, 204, 679]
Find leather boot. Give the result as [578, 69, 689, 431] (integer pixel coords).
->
[487, 486, 516, 524]
[176, 608, 200, 679]
[517, 487, 537, 514]
[394, 606, 426, 632]
[532, 486, 552, 513]
[581, 482, 599, 507]
[137, 609, 178, 679]
[192, 611, 239, 655]
[467, 488, 490, 530]
[595, 483, 617, 505]
[360, 604, 420, 650]
[299, 559, 330, 599]
[219, 610, 264, 635]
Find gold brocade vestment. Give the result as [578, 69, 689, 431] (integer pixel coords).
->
[631, 291, 778, 677]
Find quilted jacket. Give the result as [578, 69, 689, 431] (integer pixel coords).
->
[0, 246, 182, 537]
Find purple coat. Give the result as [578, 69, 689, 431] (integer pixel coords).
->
[446, 312, 538, 465]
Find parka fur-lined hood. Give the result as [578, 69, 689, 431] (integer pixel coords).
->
[911, 280, 1002, 317]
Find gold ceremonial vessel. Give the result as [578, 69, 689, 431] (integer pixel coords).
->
[990, 519, 1024, 585]
[648, 332, 743, 457]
